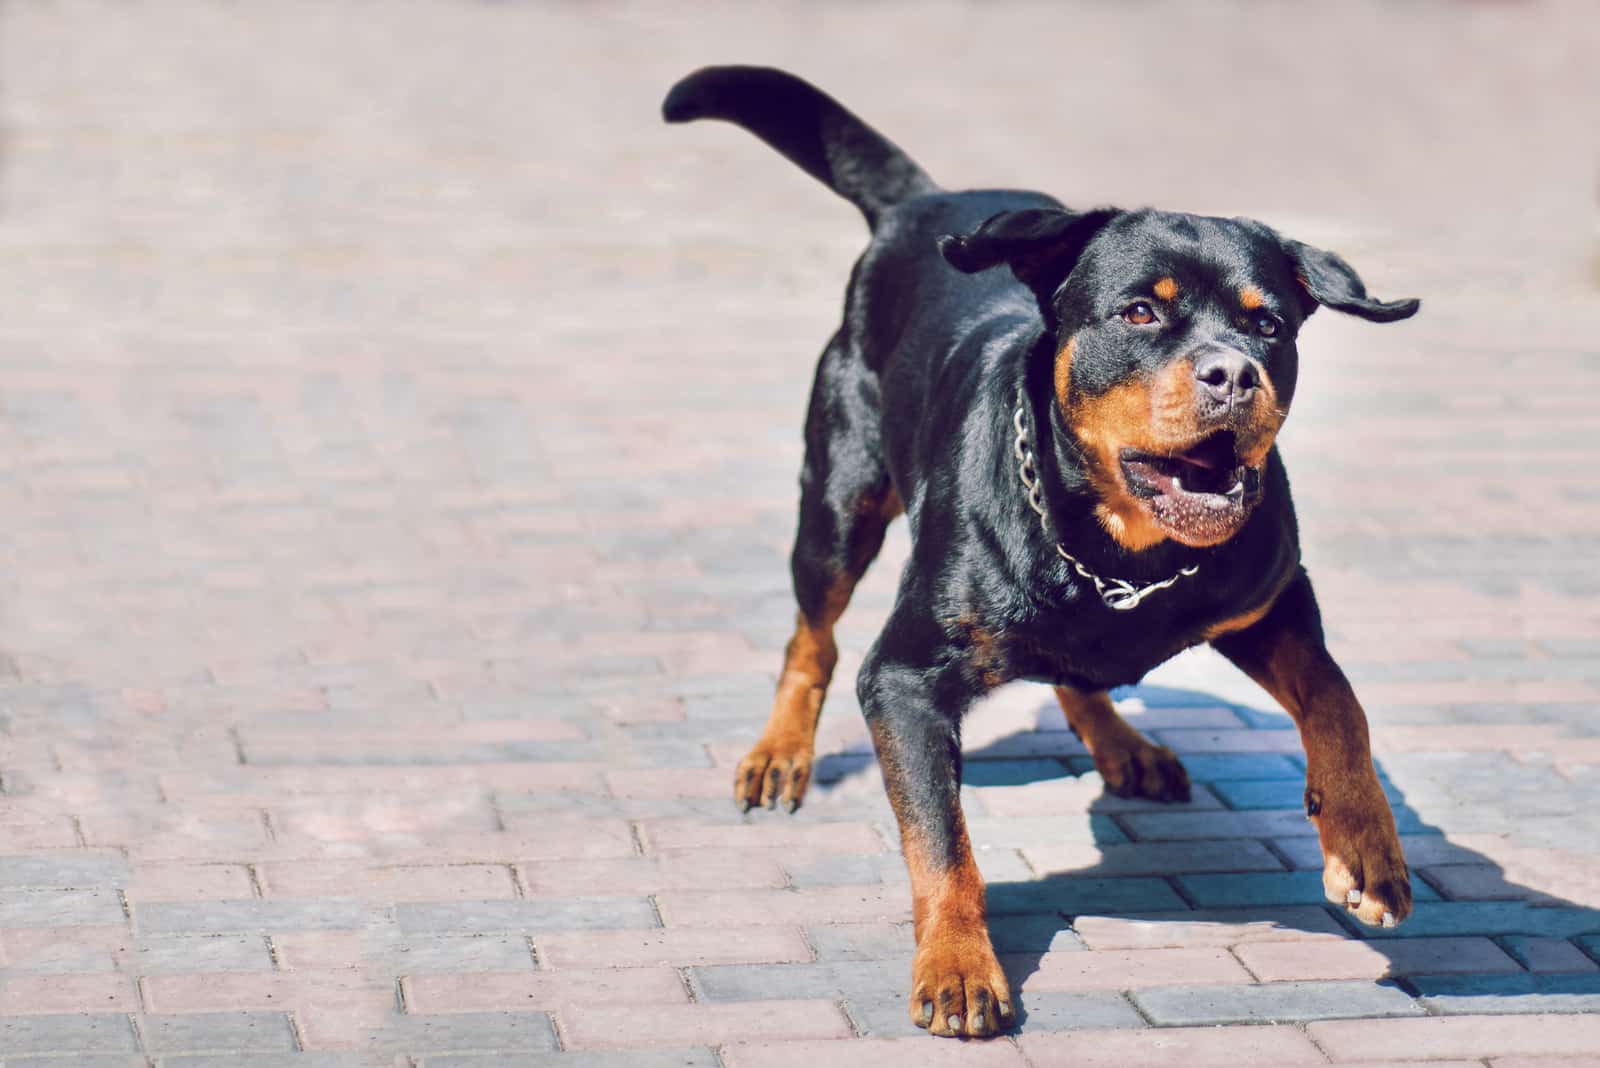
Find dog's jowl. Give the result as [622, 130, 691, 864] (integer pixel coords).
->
[665, 65, 1420, 1038]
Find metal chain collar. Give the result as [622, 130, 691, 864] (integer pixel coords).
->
[1011, 390, 1199, 612]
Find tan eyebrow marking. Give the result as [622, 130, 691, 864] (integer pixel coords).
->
[1239, 286, 1265, 310]
[1153, 277, 1179, 302]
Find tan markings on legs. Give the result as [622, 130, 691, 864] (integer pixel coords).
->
[735, 579, 848, 811]
[1054, 687, 1190, 802]
[1201, 597, 1275, 641]
[1215, 608, 1412, 926]
[872, 724, 1011, 1039]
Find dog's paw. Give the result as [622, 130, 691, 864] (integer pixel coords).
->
[1306, 782, 1412, 927]
[1095, 733, 1191, 803]
[908, 925, 1014, 1038]
[733, 734, 813, 812]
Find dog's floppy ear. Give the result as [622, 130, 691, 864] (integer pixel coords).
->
[1281, 238, 1420, 323]
[939, 207, 1120, 323]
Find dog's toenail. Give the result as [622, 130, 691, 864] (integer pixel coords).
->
[1347, 889, 1362, 905]
[921, 1000, 933, 1023]
[973, 1013, 985, 1031]
[1382, 911, 1396, 928]
[948, 1014, 961, 1031]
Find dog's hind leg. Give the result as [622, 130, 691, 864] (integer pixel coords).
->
[1054, 687, 1191, 803]
[735, 332, 900, 812]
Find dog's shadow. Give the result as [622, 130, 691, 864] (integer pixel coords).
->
[812, 682, 1600, 1025]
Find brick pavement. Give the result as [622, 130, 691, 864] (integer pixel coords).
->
[0, 1, 1598, 1064]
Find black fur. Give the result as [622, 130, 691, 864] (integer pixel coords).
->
[665, 65, 1421, 1031]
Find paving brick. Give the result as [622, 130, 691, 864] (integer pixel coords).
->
[986, 876, 1187, 915]
[805, 922, 913, 961]
[1409, 972, 1600, 1014]
[121, 862, 256, 903]
[139, 1013, 299, 1054]
[0, 1014, 139, 1055]
[689, 959, 908, 1002]
[422, 1052, 717, 1068]
[303, 1012, 560, 1053]
[559, 999, 853, 1048]
[1018, 1024, 1326, 1065]
[846, 990, 1143, 1036]
[1132, 978, 1422, 1025]
[402, 968, 687, 1013]
[0, 889, 127, 926]
[1024, 838, 1286, 877]
[723, 1038, 1027, 1067]
[521, 850, 787, 895]
[1072, 907, 1349, 949]
[1177, 870, 1440, 907]
[638, 820, 885, 853]
[258, 862, 517, 901]
[140, 973, 392, 1016]
[394, 897, 657, 933]
[135, 900, 375, 933]
[0, 973, 136, 1014]
[988, 913, 1087, 953]
[654, 885, 909, 927]
[1354, 902, 1600, 940]
[1501, 935, 1600, 973]
[535, 926, 811, 969]
[0, 851, 131, 887]
[1237, 935, 1521, 981]
[1307, 1014, 1600, 1060]
[1007, 946, 1253, 990]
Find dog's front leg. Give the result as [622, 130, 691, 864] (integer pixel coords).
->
[1213, 569, 1412, 927]
[858, 642, 1012, 1038]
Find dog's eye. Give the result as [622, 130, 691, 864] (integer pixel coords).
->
[1122, 302, 1157, 326]
[1256, 314, 1280, 337]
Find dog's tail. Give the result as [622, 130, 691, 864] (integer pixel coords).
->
[662, 66, 937, 229]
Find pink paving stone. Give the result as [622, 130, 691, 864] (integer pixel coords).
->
[269, 932, 362, 972]
[1072, 908, 1348, 949]
[1235, 936, 1521, 981]
[258, 861, 517, 901]
[401, 968, 687, 1013]
[1, 927, 127, 972]
[1307, 1015, 1600, 1061]
[1154, 728, 1308, 753]
[654, 885, 911, 927]
[534, 926, 813, 969]
[120, 862, 256, 902]
[1008, 947, 1254, 990]
[0, 973, 136, 1014]
[559, 999, 853, 1049]
[1019, 1024, 1325, 1065]
[160, 763, 608, 798]
[1490, 1059, 1600, 1068]
[639, 819, 888, 853]
[723, 1038, 1028, 1068]
[520, 850, 787, 896]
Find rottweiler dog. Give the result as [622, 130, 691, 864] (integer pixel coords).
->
[664, 66, 1420, 1038]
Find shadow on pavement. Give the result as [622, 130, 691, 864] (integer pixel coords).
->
[813, 681, 1600, 1024]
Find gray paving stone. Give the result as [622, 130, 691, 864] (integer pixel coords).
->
[806, 922, 914, 961]
[0, 1015, 139, 1055]
[140, 1014, 298, 1054]
[986, 876, 1187, 916]
[845, 990, 1142, 1036]
[966, 815, 1129, 848]
[359, 1012, 559, 1052]
[689, 958, 910, 1002]
[0, 851, 131, 887]
[1354, 903, 1600, 941]
[0, 889, 126, 926]
[372, 933, 536, 972]
[1409, 971, 1600, 1014]
[1177, 871, 1440, 908]
[1132, 979, 1422, 1025]
[159, 1057, 398, 1068]
[135, 901, 376, 933]
[421, 1051, 720, 1068]
[395, 898, 657, 933]
[133, 934, 276, 973]
[989, 913, 1086, 953]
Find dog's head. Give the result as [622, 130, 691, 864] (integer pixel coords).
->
[940, 207, 1418, 550]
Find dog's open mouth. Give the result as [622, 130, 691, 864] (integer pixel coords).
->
[1119, 431, 1262, 544]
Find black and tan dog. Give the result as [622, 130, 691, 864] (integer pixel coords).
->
[664, 66, 1419, 1038]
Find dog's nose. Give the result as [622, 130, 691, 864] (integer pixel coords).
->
[1194, 349, 1259, 404]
